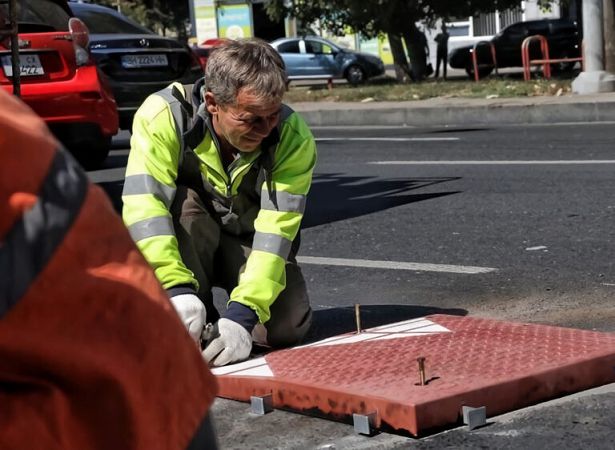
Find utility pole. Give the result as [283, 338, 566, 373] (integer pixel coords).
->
[116, 0, 121, 13]
[604, 0, 615, 72]
[572, 0, 615, 93]
[0, 0, 20, 96]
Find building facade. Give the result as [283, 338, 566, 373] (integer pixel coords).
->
[188, 0, 574, 66]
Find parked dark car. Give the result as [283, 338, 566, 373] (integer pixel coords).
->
[270, 36, 385, 85]
[449, 18, 580, 79]
[1, 0, 118, 169]
[69, 1, 202, 129]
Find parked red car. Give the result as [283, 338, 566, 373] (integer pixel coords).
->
[192, 38, 228, 70]
[0, 0, 118, 169]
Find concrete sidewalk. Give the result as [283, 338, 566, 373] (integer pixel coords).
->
[289, 91, 615, 127]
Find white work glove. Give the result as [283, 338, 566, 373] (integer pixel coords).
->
[202, 318, 252, 367]
[169, 294, 206, 344]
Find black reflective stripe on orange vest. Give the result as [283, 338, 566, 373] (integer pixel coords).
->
[0, 149, 88, 317]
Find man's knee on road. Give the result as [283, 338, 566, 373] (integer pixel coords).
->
[266, 305, 313, 348]
[264, 263, 312, 347]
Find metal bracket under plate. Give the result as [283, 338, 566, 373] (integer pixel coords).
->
[250, 394, 273, 415]
[353, 411, 377, 435]
[462, 405, 487, 430]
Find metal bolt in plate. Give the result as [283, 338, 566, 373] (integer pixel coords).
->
[417, 356, 426, 386]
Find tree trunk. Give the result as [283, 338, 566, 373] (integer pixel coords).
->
[403, 23, 427, 82]
[604, 0, 615, 72]
[387, 32, 411, 82]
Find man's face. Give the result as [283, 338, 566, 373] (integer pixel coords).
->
[206, 88, 282, 153]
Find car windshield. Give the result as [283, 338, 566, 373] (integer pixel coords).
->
[0, 0, 70, 32]
[72, 7, 152, 34]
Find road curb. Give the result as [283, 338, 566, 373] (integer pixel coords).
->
[293, 100, 615, 127]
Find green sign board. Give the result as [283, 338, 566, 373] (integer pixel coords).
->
[217, 4, 252, 39]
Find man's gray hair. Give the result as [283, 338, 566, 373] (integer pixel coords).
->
[204, 38, 287, 106]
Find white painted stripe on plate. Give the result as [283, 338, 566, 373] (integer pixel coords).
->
[370, 160, 615, 165]
[212, 318, 451, 378]
[297, 256, 496, 274]
[211, 356, 270, 376]
[297, 318, 451, 348]
[316, 137, 459, 142]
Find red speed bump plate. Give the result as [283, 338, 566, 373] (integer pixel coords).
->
[212, 315, 615, 436]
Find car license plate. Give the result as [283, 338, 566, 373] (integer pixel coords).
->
[1, 54, 44, 77]
[121, 54, 168, 69]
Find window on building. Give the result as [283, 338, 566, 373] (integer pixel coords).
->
[447, 22, 470, 37]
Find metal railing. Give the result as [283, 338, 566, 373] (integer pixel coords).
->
[0, 0, 20, 96]
[521, 34, 584, 81]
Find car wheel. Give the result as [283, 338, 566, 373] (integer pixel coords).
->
[50, 124, 112, 170]
[345, 65, 366, 85]
[76, 136, 112, 170]
[465, 64, 493, 80]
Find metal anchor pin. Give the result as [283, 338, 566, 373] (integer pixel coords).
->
[417, 356, 426, 386]
[355, 303, 362, 334]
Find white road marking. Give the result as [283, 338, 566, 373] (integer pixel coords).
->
[526, 245, 548, 251]
[109, 149, 130, 155]
[211, 318, 451, 378]
[296, 256, 496, 274]
[316, 137, 459, 142]
[370, 160, 615, 165]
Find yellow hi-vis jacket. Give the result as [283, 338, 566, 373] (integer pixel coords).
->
[122, 80, 316, 323]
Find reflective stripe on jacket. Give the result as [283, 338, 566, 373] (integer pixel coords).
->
[0, 90, 217, 450]
[123, 81, 316, 323]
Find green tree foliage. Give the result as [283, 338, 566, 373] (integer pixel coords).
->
[265, 0, 557, 81]
[266, 0, 557, 36]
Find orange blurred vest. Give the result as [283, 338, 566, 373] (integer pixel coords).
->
[0, 90, 217, 449]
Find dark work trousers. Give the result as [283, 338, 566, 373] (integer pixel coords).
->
[171, 186, 313, 348]
[436, 48, 448, 79]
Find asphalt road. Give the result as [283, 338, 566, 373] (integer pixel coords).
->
[301, 123, 615, 333]
[89, 122, 615, 449]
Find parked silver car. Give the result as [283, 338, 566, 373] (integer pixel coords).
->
[270, 36, 385, 85]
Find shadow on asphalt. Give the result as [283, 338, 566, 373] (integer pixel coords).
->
[111, 130, 131, 149]
[303, 304, 467, 344]
[99, 171, 462, 219]
[104, 150, 129, 169]
[303, 173, 461, 228]
[428, 127, 489, 134]
[93, 147, 129, 212]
